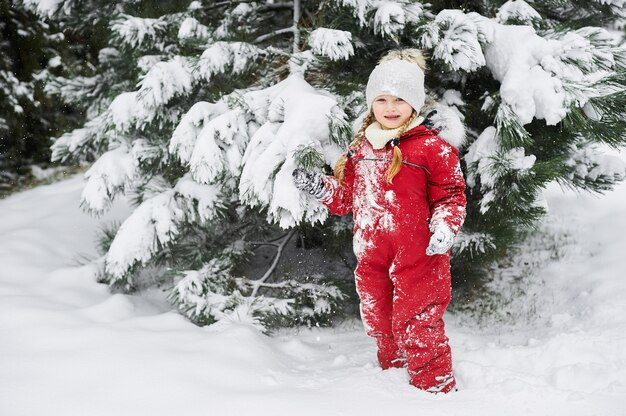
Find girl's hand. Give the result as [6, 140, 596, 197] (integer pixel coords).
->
[426, 225, 455, 256]
[292, 168, 329, 199]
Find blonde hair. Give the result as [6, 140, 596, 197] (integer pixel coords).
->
[334, 110, 417, 184]
[384, 111, 417, 183]
[333, 112, 375, 183]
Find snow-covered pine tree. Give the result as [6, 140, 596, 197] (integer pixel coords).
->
[38, 0, 355, 329]
[0, 1, 71, 195]
[39, 0, 626, 327]
[415, 1, 626, 278]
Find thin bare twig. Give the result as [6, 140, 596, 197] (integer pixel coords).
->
[293, 0, 301, 53]
[266, 232, 290, 243]
[253, 27, 294, 44]
[200, 0, 252, 11]
[249, 241, 280, 247]
[250, 228, 297, 297]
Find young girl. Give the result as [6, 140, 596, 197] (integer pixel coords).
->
[293, 49, 466, 394]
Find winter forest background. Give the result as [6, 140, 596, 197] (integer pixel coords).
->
[2, 0, 625, 328]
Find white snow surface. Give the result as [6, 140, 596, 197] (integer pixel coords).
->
[2, 171, 626, 415]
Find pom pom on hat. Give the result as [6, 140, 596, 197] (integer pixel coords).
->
[365, 58, 426, 112]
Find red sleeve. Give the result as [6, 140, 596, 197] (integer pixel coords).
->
[319, 157, 355, 217]
[426, 140, 467, 234]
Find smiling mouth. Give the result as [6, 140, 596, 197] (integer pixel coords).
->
[385, 115, 400, 120]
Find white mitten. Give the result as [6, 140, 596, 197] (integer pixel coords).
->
[426, 225, 455, 256]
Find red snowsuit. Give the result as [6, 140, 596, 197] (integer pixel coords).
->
[320, 124, 466, 393]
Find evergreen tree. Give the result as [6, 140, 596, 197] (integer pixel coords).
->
[416, 1, 626, 279]
[0, 1, 73, 195]
[38, 0, 626, 328]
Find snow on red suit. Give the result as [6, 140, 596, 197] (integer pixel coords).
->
[320, 123, 466, 393]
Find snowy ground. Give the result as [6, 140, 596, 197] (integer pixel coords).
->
[2, 173, 626, 416]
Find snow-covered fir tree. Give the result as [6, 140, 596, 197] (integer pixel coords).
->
[34, 0, 626, 328]
[0, 1, 71, 194]
[417, 1, 626, 278]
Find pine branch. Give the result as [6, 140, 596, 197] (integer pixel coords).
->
[495, 102, 533, 150]
[250, 241, 280, 248]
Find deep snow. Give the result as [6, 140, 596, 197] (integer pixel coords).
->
[1, 172, 626, 416]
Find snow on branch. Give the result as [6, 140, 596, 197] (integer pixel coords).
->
[178, 17, 211, 42]
[464, 126, 536, 214]
[373, 1, 424, 39]
[566, 143, 626, 191]
[453, 231, 497, 257]
[81, 146, 136, 216]
[170, 254, 346, 330]
[373, 2, 406, 38]
[20, 0, 63, 17]
[135, 56, 194, 117]
[419, 10, 486, 72]
[337, 0, 370, 26]
[170, 259, 238, 323]
[105, 191, 177, 280]
[338, 0, 424, 37]
[105, 175, 224, 281]
[1, 70, 33, 111]
[188, 108, 249, 184]
[44, 74, 102, 115]
[309, 28, 354, 61]
[196, 42, 266, 82]
[169, 101, 229, 165]
[108, 92, 140, 132]
[592, 0, 626, 11]
[111, 14, 169, 50]
[424, 10, 625, 126]
[171, 264, 294, 330]
[50, 114, 110, 163]
[482, 21, 610, 125]
[175, 175, 227, 223]
[238, 75, 344, 228]
[106, 57, 195, 131]
[182, 75, 346, 229]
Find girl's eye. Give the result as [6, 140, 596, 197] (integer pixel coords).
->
[396, 98, 405, 102]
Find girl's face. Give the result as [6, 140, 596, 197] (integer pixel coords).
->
[371, 95, 414, 130]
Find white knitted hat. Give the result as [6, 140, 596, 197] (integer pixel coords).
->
[365, 59, 426, 112]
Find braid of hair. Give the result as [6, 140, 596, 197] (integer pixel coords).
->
[334, 112, 376, 183]
[385, 111, 417, 183]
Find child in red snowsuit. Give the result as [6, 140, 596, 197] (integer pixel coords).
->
[293, 49, 466, 393]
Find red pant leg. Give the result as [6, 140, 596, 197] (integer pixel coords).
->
[391, 251, 456, 392]
[354, 246, 403, 369]
[402, 303, 456, 393]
